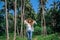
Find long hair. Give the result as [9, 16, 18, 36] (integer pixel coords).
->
[26, 18, 34, 27]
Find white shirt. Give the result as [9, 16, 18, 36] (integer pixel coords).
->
[24, 20, 36, 32]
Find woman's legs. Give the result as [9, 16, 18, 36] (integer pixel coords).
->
[29, 31, 32, 40]
[27, 31, 32, 40]
[27, 31, 29, 40]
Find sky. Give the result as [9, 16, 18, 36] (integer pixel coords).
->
[30, 0, 53, 13]
[0, 1, 4, 10]
[30, 0, 39, 13]
[0, 0, 58, 13]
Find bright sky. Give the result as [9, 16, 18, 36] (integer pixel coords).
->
[0, 0, 59, 13]
[30, 0, 53, 13]
[0, 1, 4, 10]
[30, 0, 39, 13]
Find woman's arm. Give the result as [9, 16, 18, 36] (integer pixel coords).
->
[33, 20, 37, 24]
[24, 20, 28, 24]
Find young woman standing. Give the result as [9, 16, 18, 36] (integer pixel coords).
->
[24, 18, 37, 40]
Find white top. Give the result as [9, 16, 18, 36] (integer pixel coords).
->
[24, 20, 37, 32]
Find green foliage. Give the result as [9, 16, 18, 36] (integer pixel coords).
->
[0, 33, 60, 40]
[0, 0, 60, 38]
[25, 0, 36, 19]
[0, 14, 5, 36]
[37, 34, 60, 40]
[16, 36, 26, 40]
[34, 26, 41, 35]
[46, 26, 53, 34]
[0, 33, 27, 40]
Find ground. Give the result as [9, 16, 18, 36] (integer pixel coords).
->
[0, 33, 60, 40]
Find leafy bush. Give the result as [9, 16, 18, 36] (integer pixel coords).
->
[46, 26, 53, 34]
[0, 33, 27, 40]
[33, 26, 41, 35]
[37, 34, 60, 40]
[0, 27, 5, 36]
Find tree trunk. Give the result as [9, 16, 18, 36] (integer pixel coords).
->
[20, 0, 23, 37]
[20, 0, 25, 37]
[13, 0, 17, 40]
[17, 27, 19, 36]
[23, 0, 25, 37]
[5, 0, 9, 40]
[41, 0, 47, 36]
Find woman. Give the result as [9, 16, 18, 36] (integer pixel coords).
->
[24, 18, 37, 40]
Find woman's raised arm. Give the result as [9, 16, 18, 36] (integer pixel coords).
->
[31, 20, 37, 32]
[24, 20, 28, 24]
[33, 20, 37, 24]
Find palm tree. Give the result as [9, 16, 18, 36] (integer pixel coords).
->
[5, 0, 9, 40]
[13, 0, 17, 40]
[20, 0, 23, 37]
[20, 0, 25, 37]
[22, 0, 25, 37]
[39, 0, 47, 36]
[50, 0, 59, 33]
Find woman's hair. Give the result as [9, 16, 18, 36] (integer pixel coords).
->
[26, 18, 34, 26]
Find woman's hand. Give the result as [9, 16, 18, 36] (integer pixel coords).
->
[33, 21, 37, 24]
